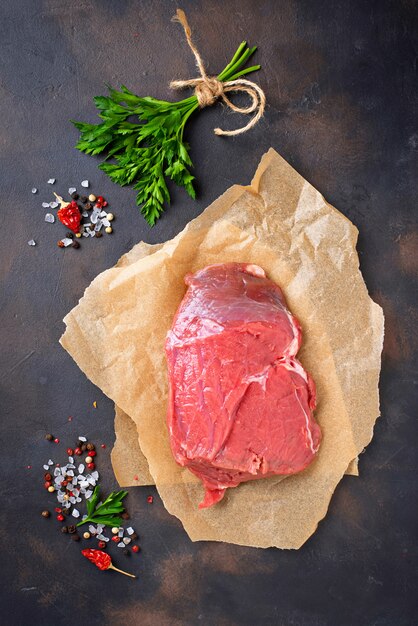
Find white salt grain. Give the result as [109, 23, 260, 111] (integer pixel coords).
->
[123, 537, 131, 545]
[48, 460, 54, 465]
[72, 509, 80, 518]
[61, 238, 73, 247]
[68, 456, 74, 464]
[81, 211, 89, 218]
[44, 213, 55, 223]
[78, 436, 87, 442]
[49, 201, 59, 209]
[91, 471, 99, 480]
[85, 490, 93, 499]
[78, 464, 85, 474]
[28, 240, 36, 246]
[47, 178, 56, 184]
[31, 188, 38, 194]
[42, 202, 50, 208]
[126, 527, 134, 535]
[81, 180, 89, 188]
[68, 187, 76, 194]
[43, 464, 49, 471]
[117, 542, 125, 548]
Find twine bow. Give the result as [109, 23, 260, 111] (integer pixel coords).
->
[170, 9, 265, 137]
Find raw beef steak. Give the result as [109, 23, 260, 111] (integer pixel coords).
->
[165, 263, 321, 508]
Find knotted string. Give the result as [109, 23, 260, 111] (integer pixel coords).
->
[170, 9, 265, 136]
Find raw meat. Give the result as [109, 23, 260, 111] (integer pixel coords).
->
[165, 263, 321, 508]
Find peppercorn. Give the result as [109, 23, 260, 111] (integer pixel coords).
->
[61, 526, 68, 534]
[132, 545, 140, 553]
[130, 532, 138, 540]
[74, 447, 82, 456]
[55, 507, 62, 513]
[97, 196, 104, 203]
[72, 241, 80, 249]
[45, 433, 54, 441]
[89, 450, 97, 457]
[83, 532, 91, 540]
[121, 512, 130, 520]
[47, 486, 55, 493]
[85, 456, 93, 464]
[88, 194, 96, 202]
[84, 202, 93, 210]
[98, 541, 106, 549]
[75, 232, 82, 238]
[86, 443, 95, 451]
[44, 481, 52, 489]
[68, 525, 76, 534]
[71, 534, 80, 542]
[95, 231, 103, 238]
[66, 232, 74, 239]
[87, 462, 95, 470]
[106, 213, 114, 222]
[105, 226, 113, 234]
[57, 241, 65, 248]
[56, 514, 64, 522]
[123, 549, 130, 556]
[81, 443, 87, 452]
[111, 536, 119, 543]
[44, 472, 52, 481]
[61, 480, 68, 487]
[41, 510, 50, 518]
[80, 195, 88, 204]
[71, 192, 79, 200]
[111, 527, 119, 535]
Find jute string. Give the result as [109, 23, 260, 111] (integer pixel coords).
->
[170, 9, 265, 136]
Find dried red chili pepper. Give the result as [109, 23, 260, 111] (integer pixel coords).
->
[81, 549, 136, 578]
[57, 200, 81, 234]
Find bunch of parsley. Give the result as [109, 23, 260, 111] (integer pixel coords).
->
[72, 42, 260, 226]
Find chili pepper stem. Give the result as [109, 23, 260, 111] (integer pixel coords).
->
[108, 564, 136, 579]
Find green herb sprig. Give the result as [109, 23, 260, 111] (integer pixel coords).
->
[72, 42, 260, 226]
[76, 485, 128, 528]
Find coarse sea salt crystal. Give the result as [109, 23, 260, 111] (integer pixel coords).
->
[45, 213, 55, 223]
[54, 468, 60, 476]
[81, 210, 89, 218]
[69, 497, 76, 504]
[42, 202, 50, 208]
[31, 188, 38, 194]
[117, 542, 125, 548]
[99, 211, 107, 218]
[49, 201, 59, 209]
[85, 490, 93, 499]
[43, 464, 49, 471]
[89, 230, 95, 237]
[72, 509, 80, 518]
[81, 180, 89, 188]
[66, 469, 74, 477]
[126, 527, 134, 535]
[68, 456, 74, 464]
[118, 529, 123, 537]
[61, 238, 73, 247]
[47, 178, 56, 184]
[78, 436, 87, 442]
[28, 240, 36, 246]
[89, 525, 97, 534]
[102, 218, 111, 228]
[79, 480, 89, 489]
[78, 464, 85, 474]
[94, 221, 103, 232]
[90, 208, 100, 224]
[91, 471, 99, 480]
[123, 537, 131, 545]
[68, 187, 76, 194]
[48, 459, 54, 465]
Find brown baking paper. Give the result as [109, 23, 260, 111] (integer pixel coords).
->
[61, 149, 383, 548]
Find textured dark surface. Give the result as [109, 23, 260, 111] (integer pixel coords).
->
[1, 1, 417, 625]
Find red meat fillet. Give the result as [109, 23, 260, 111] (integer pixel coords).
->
[165, 263, 321, 508]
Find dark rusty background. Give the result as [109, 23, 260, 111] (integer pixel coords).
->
[1, 1, 417, 624]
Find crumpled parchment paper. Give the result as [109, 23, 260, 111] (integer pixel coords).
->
[61, 148, 383, 548]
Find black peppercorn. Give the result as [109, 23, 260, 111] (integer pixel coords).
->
[71, 534, 80, 542]
[68, 525, 76, 534]
[84, 202, 93, 210]
[41, 510, 50, 518]
[80, 195, 88, 204]
[86, 443, 95, 451]
[61, 526, 68, 534]
[81, 443, 87, 452]
[72, 241, 80, 249]
[131, 532, 138, 540]
[45, 433, 54, 441]
[95, 231, 103, 238]
[66, 232, 74, 239]
[71, 192, 79, 200]
[121, 512, 130, 520]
